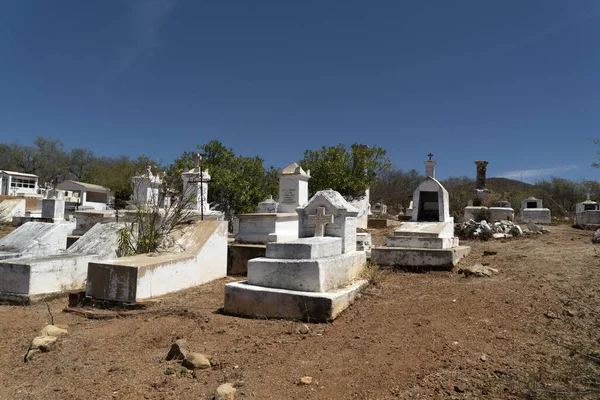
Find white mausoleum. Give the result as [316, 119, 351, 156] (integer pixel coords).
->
[0, 170, 39, 196]
[56, 180, 111, 210]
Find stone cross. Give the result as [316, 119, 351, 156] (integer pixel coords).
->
[308, 207, 334, 237]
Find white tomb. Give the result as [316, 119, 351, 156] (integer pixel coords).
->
[463, 160, 514, 222]
[181, 153, 223, 220]
[371, 157, 470, 269]
[576, 194, 600, 227]
[372, 202, 388, 216]
[0, 222, 73, 261]
[86, 220, 228, 303]
[0, 223, 123, 303]
[224, 189, 367, 322]
[520, 197, 551, 225]
[235, 162, 310, 244]
[132, 165, 163, 207]
[41, 191, 65, 223]
[0, 198, 26, 223]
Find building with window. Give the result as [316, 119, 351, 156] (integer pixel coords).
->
[56, 180, 111, 210]
[0, 170, 39, 196]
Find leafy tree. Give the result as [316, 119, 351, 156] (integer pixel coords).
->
[371, 168, 424, 214]
[167, 140, 278, 221]
[300, 143, 391, 197]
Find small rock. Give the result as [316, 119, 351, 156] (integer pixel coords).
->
[166, 339, 190, 361]
[31, 335, 58, 352]
[298, 376, 313, 385]
[509, 225, 523, 236]
[40, 325, 68, 337]
[454, 384, 465, 393]
[459, 263, 496, 278]
[480, 354, 488, 362]
[544, 311, 559, 319]
[297, 324, 310, 335]
[593, 229, 600, 244]
[215, 382, 236, 400]
[182, 352, 211, 370]
[563, 309, 576, 317]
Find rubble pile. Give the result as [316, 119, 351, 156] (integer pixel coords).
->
[456, 219, 525, 240]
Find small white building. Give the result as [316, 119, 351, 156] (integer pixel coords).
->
[0, 170, 39, 196]
[56, 180, 111, 210]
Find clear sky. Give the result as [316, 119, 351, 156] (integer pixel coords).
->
[0, 0, 599, 183]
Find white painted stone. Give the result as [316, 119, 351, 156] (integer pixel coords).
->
[0, 199, 26, 223]
[576, 196, 600, 226]
[520, 197, 551, 224]
[55, 180, 110, 210]
[248, 250, 366, 292]
[521, 208, 551, 225]
[489, 207, 514, 222]
[370, 159, 469, 269]
[86, 221, 228, 302]
[277, 163, 310, 213]
[265, 237, 342, 260]
[131, 165, 163, 207]
[41, 198, 65, 222]
[257, 195, 278, 213]
[371, 246, 471, 268]
[0, 222, 72, 260]
[355, 232, 372, 252]
[224, 279, 368, 322]
[346, 189, 370, 229]
[297, 189, 358, 254]
[0, 223, 123, 302]
[463, 206, 487, 222]
[411, 177, 451, 223]
[372, 202, 387, 216]
[235, 213, 298, 244]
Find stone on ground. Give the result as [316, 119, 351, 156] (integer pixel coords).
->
[215, 383, 237, 400]
[298, 376, 313, 385]
[181, 352, 211, 370]
[166, 339, 190, 361]
[458, 263, 498, 277]
[40, 325, 68, 337]
[31, 335, 57, 352]
[593, 229, 600, 243]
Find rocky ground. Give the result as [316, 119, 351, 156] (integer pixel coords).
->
[0, 225, 599, 399]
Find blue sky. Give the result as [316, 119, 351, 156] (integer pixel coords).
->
[0, 0, 599, 183]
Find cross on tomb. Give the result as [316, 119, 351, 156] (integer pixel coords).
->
[308, 207, 334, 237]
[427, 152, 434, 161]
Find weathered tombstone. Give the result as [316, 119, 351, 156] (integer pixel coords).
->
[131, 165, 163, 207]
[180, 153, 222, 220]
[371, 156, 470, 269]
[224, 189, 367, 322]
[575, 194, 600, 227]
[520, 197, 551, 224]
[235, 162, 310, 244]
[257, 195, 278, 213]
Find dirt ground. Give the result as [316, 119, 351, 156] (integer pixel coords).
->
[1, 225, 599, 399]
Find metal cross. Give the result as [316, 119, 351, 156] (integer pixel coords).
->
[427, 153, 434, 161]
[308, 207, 334, 237]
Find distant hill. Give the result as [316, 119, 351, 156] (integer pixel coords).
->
[485, 177, 534, 194]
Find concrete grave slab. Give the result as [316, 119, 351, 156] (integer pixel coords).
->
[86, 220, 228, 303]
[224, 279, 368, 323]
[0, 223, 123, 303]
[0, 222, 72, 260]
[0, 199, 26, 223]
